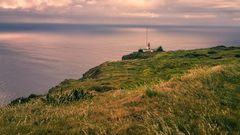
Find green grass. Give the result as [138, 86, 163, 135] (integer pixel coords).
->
[51, 46, 240, 93]
[0, 46, 240, 134]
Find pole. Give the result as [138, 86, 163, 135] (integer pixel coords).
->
[146, 26, 148, 47]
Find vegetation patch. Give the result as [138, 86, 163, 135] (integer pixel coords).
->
[122, 52, 153, 60]
[10, 94, 39, 105]
[235, 54, 240, 58]
[184, 52, 209, 58]
[90, 85, 116, 92]
[211, 56, 223, 59]
[42, 88, 92, 105]
[210, 45, 228, 50]
[208, 50, 218, 54]
[145, 89, 159, 98]
[82, 65, 103, 79]
[210, 45, 240, 51]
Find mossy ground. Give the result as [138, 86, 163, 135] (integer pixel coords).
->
[0, 46, 240, 135]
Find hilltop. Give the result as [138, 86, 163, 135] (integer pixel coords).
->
[0, 46, 240, 135]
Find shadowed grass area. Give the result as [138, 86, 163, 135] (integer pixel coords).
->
[0, 46, 240, 134]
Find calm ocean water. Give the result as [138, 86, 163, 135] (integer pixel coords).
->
[0, 24, 240, 105]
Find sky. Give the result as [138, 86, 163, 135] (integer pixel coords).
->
[0, 0, 240, 26]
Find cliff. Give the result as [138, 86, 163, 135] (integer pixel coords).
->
[1, 46, 240, 134]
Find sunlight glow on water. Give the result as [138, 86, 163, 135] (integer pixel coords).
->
[0, 24, 240, 104]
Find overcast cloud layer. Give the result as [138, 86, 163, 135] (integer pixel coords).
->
[0, 0, 240, 25]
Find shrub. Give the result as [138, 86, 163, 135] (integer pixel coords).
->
[138, 49, 144, 53]
[10, 94, 39, 105]
[43, 89, 92, 105]
[235, 54, 240, 58]
[90, 85, 115, 92]
[146, 89, 159, 98]
[208, 51, 218, 54]
[156, 46, 164, 52]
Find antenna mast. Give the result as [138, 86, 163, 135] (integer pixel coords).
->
[146, 26, 148, 46]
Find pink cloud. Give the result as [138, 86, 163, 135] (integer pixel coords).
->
[0, 0, 72, 9]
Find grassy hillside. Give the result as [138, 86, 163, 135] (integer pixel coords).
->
[0, 46, 240, 135]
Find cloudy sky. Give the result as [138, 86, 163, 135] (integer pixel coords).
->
[0, 0, 240, 25]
